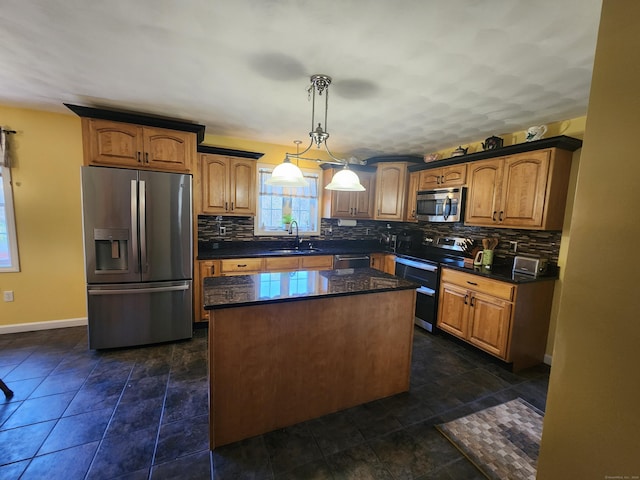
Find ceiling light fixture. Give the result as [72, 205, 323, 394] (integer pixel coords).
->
[268, 74, 365, 191]
[266, 140, 308, 187]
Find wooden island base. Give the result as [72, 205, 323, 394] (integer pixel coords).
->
[208, 288, 416, 449]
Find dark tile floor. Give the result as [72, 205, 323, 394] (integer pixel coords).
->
[0, 324, 549, 479]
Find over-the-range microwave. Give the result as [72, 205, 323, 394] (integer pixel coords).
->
[416, 187, 465, 223]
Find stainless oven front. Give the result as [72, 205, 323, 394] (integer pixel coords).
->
[416, 187, 465, 222]
[394, 256, 439, 332]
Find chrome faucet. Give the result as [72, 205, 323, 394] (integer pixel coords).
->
[288, 220, 300, 247]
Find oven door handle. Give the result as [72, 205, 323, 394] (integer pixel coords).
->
[395, 257, 438, 272]
[416, 286, 436, 297]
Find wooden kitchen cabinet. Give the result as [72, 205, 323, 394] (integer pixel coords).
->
[199, 154, 256, 216]
[81, 118, 196, 172]
[322, 168, 376, 219]
[219, 257, 263, 275]
[405, 171, 420, 222]
[370, 253, 396, 275]
[196, 260, 221, 322]
[374, 162, 409, 221]
[465, 148, 573, 230]
[437, 267, 555, 371]
[418, 164, 467, 190]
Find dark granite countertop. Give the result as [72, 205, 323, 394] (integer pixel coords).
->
[203, 267, 419, 310]
[442, 263, 559, 284]
[198, 240, 389, 260]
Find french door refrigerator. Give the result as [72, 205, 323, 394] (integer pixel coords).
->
[81, 166, 193, 349]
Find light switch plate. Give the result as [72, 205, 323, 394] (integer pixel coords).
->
[3, 291, 14, 302]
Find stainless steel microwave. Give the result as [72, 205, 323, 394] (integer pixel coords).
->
[416, 187, 465, 222]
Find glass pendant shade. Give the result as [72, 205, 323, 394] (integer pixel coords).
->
[265, 158, 308, 187]
[325, 167, 365, 191]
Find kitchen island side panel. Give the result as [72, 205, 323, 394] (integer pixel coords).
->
[209, 288, 416, 448]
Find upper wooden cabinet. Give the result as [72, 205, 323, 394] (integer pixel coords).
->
[374, 162, 409, 221]
[81, 118, 196, 172]
[322, 168, 376, 219]
[418, 164, 467, 190]
[198, 154, 256, 216]
[465, 148, 573, 230]
[405, 171, 420, 222]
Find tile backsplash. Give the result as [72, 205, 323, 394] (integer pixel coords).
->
[198, 215, 562, 262]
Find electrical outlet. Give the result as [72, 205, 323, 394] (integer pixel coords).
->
[219, 226, 226, 236]
[3, 291, 14, 302]
[366, 228, 370, 235]
[509, 241, 518, 253]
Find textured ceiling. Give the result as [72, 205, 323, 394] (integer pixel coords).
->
[0, 0, 602, 160]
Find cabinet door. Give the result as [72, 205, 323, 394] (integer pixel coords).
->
[201, 155, 230, 214]
[375, 163, 408, 220]
[437, 282, 469, 338]
[142, 127, 195, 172]
[441, 164, 467, 187]
[405, 172, 419, 222]
[330, 191, 354, 217]
[229, 159, 256, 215]
[383, 254, 396, 275]
[464, 158, 503, 226]
[352, 171, 375, 218]
[84, 119, 143, 167]
[198, 260, 220, 322]
[467, 291, 512, 359]
[498, 150, 550, 228]
[418, 168, 442, 190]
[370, 253, 384, 271]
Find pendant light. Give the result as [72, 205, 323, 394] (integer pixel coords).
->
[270, 74, 365, 191]
[266, 141, 308, 187]
[325, 164, 365, 191]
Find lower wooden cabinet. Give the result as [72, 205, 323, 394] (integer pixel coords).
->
[437, 267, 555, 371]
[370, 253, 396, 274]
[196, 260, 221, 322]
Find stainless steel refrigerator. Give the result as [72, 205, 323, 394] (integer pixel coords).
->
[81, 166, 193, 349]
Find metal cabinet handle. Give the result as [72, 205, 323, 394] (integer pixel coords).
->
[225, 202, 228, 211]
[137, 151, 142, 163]
[231, 202, 234, 211]
[499, 211, 504, 221]
[492, 211, 497, 221]
[211, 265, 216, 275]
[467, 281, 478, 286]
[145, 152, 149, 164]
[470, 297, 475, 307]
[237, 264, 247, 268]
[464, 294, 469, 305]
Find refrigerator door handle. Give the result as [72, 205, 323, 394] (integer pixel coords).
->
[88, 284, 190, 295]
[130, 180, 140, 273]
[139, 180, 148, 273]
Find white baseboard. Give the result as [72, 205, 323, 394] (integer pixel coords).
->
[0, 317, 88, 335]
[543, 354, 553, 366]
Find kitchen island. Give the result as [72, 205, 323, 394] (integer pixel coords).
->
[203, 268, 417, 449]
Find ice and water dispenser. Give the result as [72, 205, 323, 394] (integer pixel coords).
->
[93, 228, 129, 273]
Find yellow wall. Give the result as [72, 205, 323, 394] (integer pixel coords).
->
[0, 106, 85, 328]
[538, 0, 640, 476]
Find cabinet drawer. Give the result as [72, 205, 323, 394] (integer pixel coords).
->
[264, 256, 300, 271]
[301, 255, 334, 270]
[220, 258, 263, 274]
[441, 268, 515, 301]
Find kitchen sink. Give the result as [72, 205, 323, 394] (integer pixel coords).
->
[269, 248, 323, 254]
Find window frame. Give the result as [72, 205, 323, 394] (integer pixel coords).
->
[0, 165, 20, 272]
[254, 163, 323, 237]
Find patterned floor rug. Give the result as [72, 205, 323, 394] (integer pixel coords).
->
[436, 398, 544, 480]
